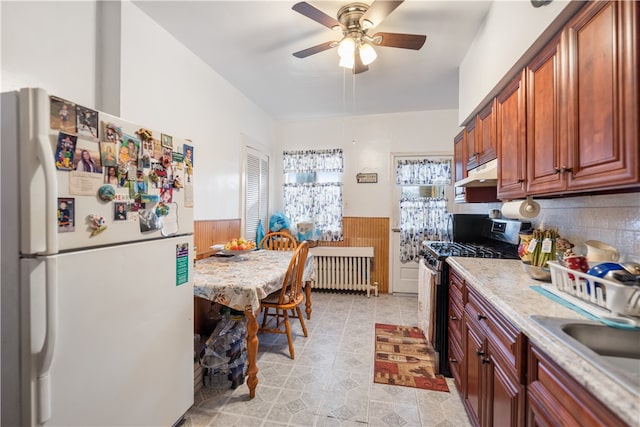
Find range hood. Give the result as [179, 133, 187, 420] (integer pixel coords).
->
[455, 159, 498, 188]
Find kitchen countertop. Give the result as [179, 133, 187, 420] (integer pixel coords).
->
[446, 257, 640, 427]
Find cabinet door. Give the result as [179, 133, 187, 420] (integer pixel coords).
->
[497, 71, 527, 199]
[465, 118, 479, 170]
[477, 100, 497, 166]
[562, 1, 639, 190]
[486, 340, 525, 427]
[526, 36, 565, 195]
[454, 130, 467, 202]
[464, 318, 484, 427]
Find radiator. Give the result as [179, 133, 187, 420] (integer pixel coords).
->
[309, 246, 378, 297]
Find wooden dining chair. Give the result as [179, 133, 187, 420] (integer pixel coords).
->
[259, 241, 309, 359]
[259, 231, 298, 251]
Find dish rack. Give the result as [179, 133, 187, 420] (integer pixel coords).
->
[544, 261, 640, 326]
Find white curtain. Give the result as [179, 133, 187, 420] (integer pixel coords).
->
[396, 159, 451, 185]
[399, 197, 448, 262]
[396, 158, 451, 263]
[283, 149, 343, 241]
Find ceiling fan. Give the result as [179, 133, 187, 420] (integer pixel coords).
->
[291, 1, 427, 74]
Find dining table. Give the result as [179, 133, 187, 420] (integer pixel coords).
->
[193, 249, 315, 398]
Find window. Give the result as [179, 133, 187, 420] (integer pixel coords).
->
[282, 149, 343, 241]
[244, 146, 269, 241]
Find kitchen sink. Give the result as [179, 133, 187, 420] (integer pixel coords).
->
[530, 316, 640, 394]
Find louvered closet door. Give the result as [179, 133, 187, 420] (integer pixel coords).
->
[244, 146, 269, 241]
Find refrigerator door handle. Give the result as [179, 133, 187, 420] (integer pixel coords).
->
[32, 90, 59, 255]
[36, 256, 58, 424]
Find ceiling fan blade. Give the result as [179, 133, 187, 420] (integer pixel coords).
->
[292, 41, 337, 58]
[353, 50, 369, 74]
[360, 0, 404, 28]
[292, 2, 342, 30]
[372, 32, 427, 50]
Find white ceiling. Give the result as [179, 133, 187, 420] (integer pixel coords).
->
[133, 1, 493, 120]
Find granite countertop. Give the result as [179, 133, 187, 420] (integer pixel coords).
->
[446, 257, 640, 427]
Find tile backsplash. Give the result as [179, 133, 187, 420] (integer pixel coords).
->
[454, 192, 640, 263]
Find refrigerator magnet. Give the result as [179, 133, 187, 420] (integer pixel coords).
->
[57, 198, 75, 233]
[122, 134, 140, 166]
[102, 121, 123, 142]
[76, 105, 99, 139]
[183, 143, 194, 167]
[139, 209, 161, 233]
[98, 184, 116, 202]
[161, 133, 173, 149]
[50, 96, 76, 134]
[88, 214, 107, 236]
[100, 142, 117, 167]
[114, 203, 128, 221]
[54, 132, 77, 170]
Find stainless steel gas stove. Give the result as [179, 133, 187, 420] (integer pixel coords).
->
[418, 215, 530, 377]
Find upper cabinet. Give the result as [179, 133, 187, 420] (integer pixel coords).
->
[465, 101, 498, 171]
[494, 0, 638, 199]
[526, 36, 565, 195]
[497, 71, 527, 200]
[454, 130, 467, 203]
[459, 1, 638, 202]
[559, 0, 639, 192]
[477, 100, 498, 167]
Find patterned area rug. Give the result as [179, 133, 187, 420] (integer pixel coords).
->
[374, 323, 449, 392]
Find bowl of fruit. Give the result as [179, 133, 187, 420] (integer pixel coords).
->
[219, 238, 257, 255]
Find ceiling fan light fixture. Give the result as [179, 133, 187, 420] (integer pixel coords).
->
[339, 53, 355, 69]
[359, 42, 377, 65]
[337, 37, 356, 58]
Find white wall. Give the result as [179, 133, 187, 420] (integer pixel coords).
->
[120, 2, 276, 220]
[1, 1, 97, 106]
[458, 0, 571, 123]
[276, 110, 460, 218]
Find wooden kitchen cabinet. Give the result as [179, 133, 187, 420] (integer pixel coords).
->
[496, 71, 527, 200]
[526, 36, 564, 195]
[493, 1, 639, 199]
[465, 101, 497, 171]
[454, 130, 467, 203]
[476, 100, 498, 167]
[448, 270, 466, 391]
[558, 0, 639, 192]
[449, 271, 526, 427]
[454, 130, 499, 203]
[527, 343, 628, 427]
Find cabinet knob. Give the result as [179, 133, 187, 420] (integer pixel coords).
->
[482, 358, 491, 364]
[449, 357, 458, 364]
[450, 315, 458, 321]
[477, 313, 487, 321]
[517, 179, 525, 183]
[560, 166, 573, 174]
[554, 166, 561, 174]
[476, 349, 485, 356]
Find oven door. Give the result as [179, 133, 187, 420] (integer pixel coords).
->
[418, 258, 438, 344]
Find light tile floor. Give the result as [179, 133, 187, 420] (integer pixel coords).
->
[184, 292, 472, 427]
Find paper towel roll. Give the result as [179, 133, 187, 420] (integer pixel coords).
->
[501, 199, 541, 220]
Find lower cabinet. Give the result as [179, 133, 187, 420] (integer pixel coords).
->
[527, 343, 627, 427]
[461, 288, 526, 427]
[449, 268, 631, 427]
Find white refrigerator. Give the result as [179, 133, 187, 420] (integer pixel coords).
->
[1, 88, 195, 426]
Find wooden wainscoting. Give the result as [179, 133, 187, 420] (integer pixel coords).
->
[316, 217, 390, 294]
[194, 219, 241, 259]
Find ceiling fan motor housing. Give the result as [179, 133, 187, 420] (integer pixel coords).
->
[337, 2, 371, 40]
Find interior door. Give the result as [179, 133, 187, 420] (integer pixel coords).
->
[390, 154, 453, 294]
